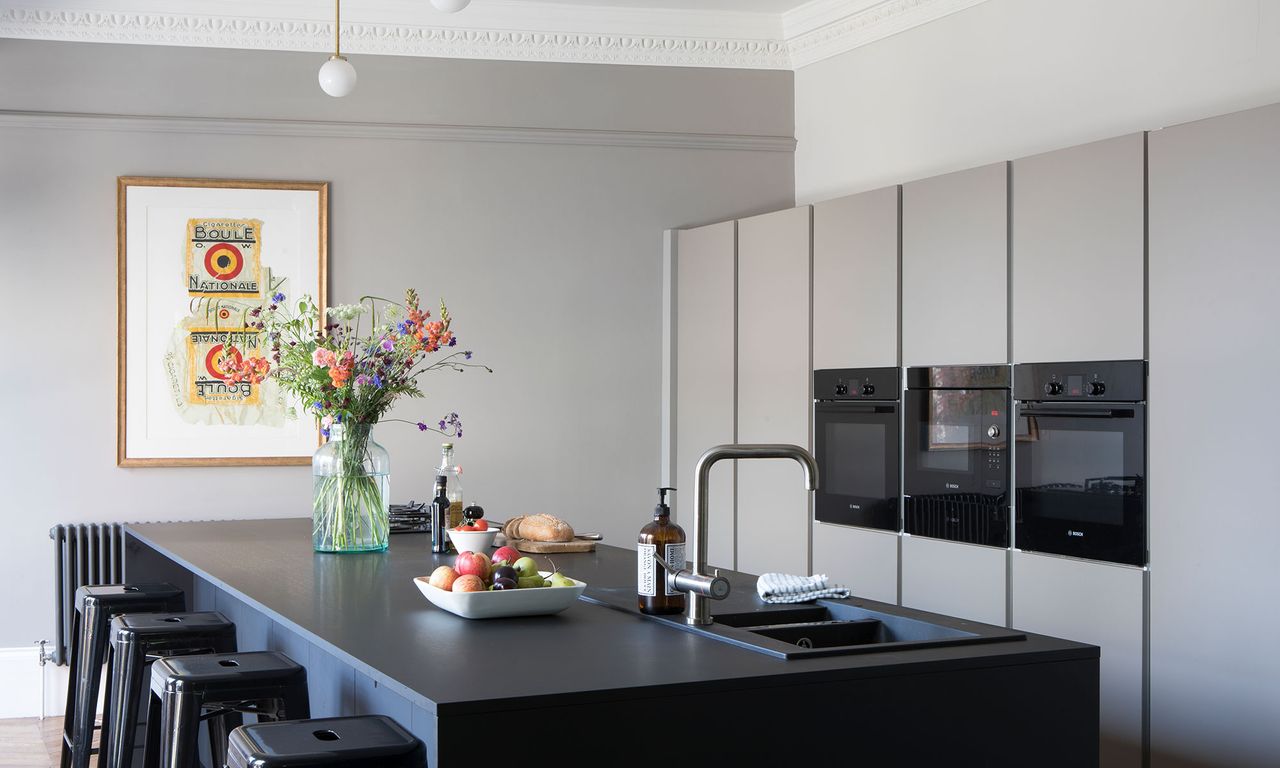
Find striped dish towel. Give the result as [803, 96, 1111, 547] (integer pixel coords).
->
[757, 573, 851, 604]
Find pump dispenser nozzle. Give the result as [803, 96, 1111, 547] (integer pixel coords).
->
[655, 487, 675, 517]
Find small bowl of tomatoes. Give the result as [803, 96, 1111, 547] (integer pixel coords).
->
[446, 516, 498, 552]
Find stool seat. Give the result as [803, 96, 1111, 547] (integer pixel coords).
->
[227, 715, 427, 768]
[60, 583, 184, 768]
[148, 651, 310, 768]
[106, 611, 237, 768]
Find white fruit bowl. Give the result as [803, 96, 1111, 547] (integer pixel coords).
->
[413, 572, 586, 620]
[446, 528, 498, 552]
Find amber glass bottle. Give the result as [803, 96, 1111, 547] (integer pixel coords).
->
[638, 487, 686, 615]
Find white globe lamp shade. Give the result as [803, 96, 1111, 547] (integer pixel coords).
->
[431, 0, 471, 12]
[318, 56, 357, 97]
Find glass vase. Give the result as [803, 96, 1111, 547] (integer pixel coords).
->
[312, 422, 390, 553]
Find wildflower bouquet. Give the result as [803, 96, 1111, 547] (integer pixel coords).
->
[228, 288, 488, 552]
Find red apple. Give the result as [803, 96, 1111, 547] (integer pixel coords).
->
[454, 551, 491, 582]
[427, 566, 458, 591]
[492, 545, 521, 565]
[453, 574, 485, 593]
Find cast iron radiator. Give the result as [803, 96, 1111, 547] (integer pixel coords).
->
[49, 523, 126, 665]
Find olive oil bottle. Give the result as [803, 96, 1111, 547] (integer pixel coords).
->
[637, 487, 686, 615]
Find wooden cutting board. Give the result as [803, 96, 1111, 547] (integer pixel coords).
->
[507, 538, 597, 553]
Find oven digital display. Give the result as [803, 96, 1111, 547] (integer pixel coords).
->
[1067, 374, 1084, 397]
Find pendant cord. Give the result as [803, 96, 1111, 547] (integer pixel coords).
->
[334, 0, 341, 57]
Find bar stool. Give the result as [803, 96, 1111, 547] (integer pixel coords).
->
[60, 584, 185, 768]
[226, 715, 427, 767]
[146, 651, 310, 768]
[104, 612, 237, 768]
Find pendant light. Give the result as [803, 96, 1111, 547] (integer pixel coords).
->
[431, 0, 472, 11]
[318, 0, 356, 97]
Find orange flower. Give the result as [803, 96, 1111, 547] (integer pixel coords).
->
[329, 365, 351, 387]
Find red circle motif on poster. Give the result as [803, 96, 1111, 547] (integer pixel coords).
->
[203, 242, 244, 281]
[204, 344, 242, 381]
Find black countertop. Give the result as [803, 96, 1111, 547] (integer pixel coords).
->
[126, 518, 1096, 717]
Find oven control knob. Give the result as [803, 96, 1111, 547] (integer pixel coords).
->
[835, 383, 849, 396]
[1088, 381, 1106, 396]
[861, 383, 876, 396]
[987, 425, 1001, 439]
[1043, 381, 1063, 396]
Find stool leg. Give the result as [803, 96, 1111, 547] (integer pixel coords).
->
[280, 686, 311, 721]
[157, 689, 201, 768]
[206, 710, 242, 768]
[105, 641, 145, 768]
[60, 607, 83, 768]
[65, 604, 108, 768]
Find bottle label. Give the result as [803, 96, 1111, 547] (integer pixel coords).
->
[664, 543, 685, 597]
[637, 543, 657, 597]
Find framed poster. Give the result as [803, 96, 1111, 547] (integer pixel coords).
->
[118, 177, 328, 466]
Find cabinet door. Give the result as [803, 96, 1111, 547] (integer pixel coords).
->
[902, 162, 1008, 366]
[1013, 553, 1143, 768]
[737, 206, 811, 576]
[675, 222, 736, 570]
[901, 536, 1006, 626]
[812, 523, 898, 604]
[1149, 102, 1280, 766]
[813, 186, 899, 369]
[1012, 133, 1145, 362]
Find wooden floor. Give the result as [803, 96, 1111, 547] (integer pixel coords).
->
[0, 717, 67, 768]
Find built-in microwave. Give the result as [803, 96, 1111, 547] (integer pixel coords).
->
[1014, 360, 1147, 566]
[813, 367, 901, 531]
[903, 365, 1011, 547]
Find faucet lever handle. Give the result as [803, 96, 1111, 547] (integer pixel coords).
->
[654, 552, 730, 601]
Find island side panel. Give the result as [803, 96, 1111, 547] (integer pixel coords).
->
[437, 657, 1099, 766]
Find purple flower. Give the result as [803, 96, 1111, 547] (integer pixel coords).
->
[321, 427, 330, 439]
[438, 420, 446, 430]
[448, 336, 457, 347]
[464, 350, 472, 360]
[372, 374, 383, 388]
[272, 292, 285, 303]
[355, 374, 372, 387]
[311, 401, 323, 412]
[380, 338, 394, 352]
[417, 422, 429, 431]
[397, 321, 411, 335]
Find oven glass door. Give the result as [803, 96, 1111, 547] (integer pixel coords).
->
[813, 401, 899, 530]
[904, 388, 1010, 546]
[1015, 402, 1146, 565]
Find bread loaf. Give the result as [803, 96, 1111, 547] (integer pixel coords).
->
[504, 514, 575, 543]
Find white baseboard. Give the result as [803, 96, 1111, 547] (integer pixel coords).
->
[0, 645, 99, 720]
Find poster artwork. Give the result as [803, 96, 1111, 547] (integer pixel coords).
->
[186, 218, 263, 298]
[186, 327, 264, 406]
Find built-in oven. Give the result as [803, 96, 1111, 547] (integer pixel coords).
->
[813, 367, 901, 531]
[1014, 360, 1147, 566]
[904, 365, 1011, 547]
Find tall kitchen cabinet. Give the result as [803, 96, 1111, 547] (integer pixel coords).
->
[1010, 133, 1147, 768]
[674, 222, 737, 570]
[1148, 103, 1280, 766]
[900, 162, 1010, 625]
[736, 206, 812, 577]
[811, 187, 901, 604]
[1011, 133, 1145, 362]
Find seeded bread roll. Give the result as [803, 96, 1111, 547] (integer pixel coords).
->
[504, 514, 575, 543]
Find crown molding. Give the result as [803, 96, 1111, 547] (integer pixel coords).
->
[0, 0, 990, 70]
[0, 109, 798, 153]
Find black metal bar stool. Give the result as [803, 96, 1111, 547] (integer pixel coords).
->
[226, 715, 427, 767]
[60, 584, 185, 768]
[146, 651, 310, 768]
[104, 612, 237, 768]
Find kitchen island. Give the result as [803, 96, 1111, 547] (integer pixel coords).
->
[124, 519, 1098, 766]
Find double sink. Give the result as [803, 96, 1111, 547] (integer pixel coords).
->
[582, 589, 1025, 659]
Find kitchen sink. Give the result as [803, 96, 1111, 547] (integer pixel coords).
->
[579, 588, 1025, 659]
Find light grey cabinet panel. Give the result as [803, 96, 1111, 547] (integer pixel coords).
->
[1012, 133, 1145, 362]
[812, 186, 899, 368]
[675, 221, 736, 570]
[902, 162, 1008, 366]
[901, 536, 1006, 626]
[737, 206, 812, 577]
[1149, 102, 1280, 766]
[812, 523, 898, 604]
[1013, 553, 1143, 768]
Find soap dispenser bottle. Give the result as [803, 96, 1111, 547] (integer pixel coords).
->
[638, 487, 686, 615]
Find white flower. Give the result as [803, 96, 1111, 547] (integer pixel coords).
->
[382, 304, 403, 322]
[326, 303, 368, 322]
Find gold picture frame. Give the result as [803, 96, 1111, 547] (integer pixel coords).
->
[117, 176, 329, 466]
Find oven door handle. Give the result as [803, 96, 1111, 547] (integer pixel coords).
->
[1019, 406, 1137, 419]
[816, 404, 897, 415]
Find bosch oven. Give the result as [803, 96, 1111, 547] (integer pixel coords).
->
[1014, 360, 1147, 566]
[903, 365, 1011, 547]
[813, 367, 901, 531]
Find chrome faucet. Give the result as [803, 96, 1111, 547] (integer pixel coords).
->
[657, 444, 819, 626]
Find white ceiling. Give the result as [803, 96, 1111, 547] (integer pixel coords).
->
[0, 0, 990, 70]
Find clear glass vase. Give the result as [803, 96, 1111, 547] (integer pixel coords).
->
[312, 422, 390, 553]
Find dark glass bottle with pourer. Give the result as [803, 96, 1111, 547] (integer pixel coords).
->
[430, 474, 450, 554]
[638, 487, 686, 615]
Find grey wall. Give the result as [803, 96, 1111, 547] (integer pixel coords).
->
[0, 39, 795, 648]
